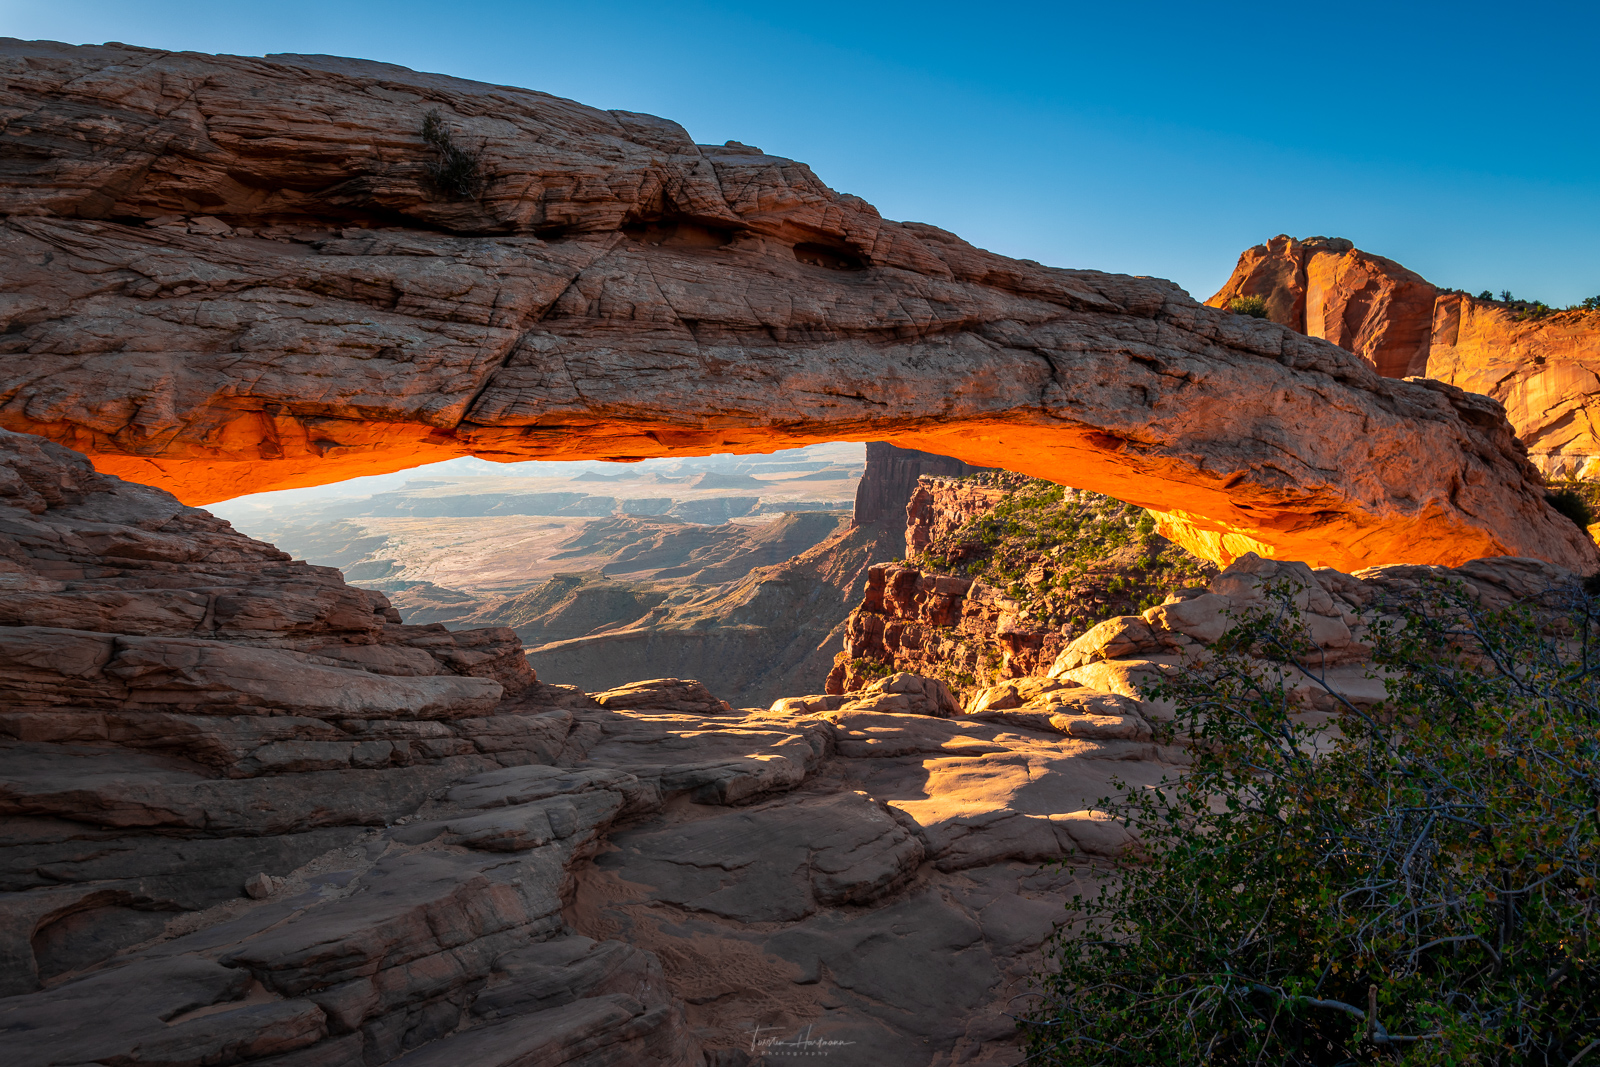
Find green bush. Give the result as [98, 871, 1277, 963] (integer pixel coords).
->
[1023, 580, 1600, 1065]
[920, 478, 1216, 646]
[421, 109, 485, 200]
[848, 656, 893, 680]
[1548, 487, 1595, 529]
[1229, 295, 1270, 319]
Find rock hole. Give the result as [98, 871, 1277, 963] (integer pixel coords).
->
[33, 903, 173, 982]
[622, 220, 735, 249]
[793, 243, 866, 271]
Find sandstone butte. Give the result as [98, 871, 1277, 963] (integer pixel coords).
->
[1208, 234, 1600, 482]
[0, 40, 1593, 574]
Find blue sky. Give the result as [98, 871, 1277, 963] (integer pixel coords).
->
[4, 0, 1596, 304]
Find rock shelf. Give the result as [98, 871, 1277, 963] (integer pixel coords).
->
[0, 428, 1577, 1065]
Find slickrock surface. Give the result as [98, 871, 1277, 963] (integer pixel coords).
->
[1209, 234, 1600, 480]
[0, 430, 1584, 1066]
[0, 428, 1173, 1066]
[0, 40, 1591, 572]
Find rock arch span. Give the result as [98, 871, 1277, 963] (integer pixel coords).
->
[0, 39, 1591, 573]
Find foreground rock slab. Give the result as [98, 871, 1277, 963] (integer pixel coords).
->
[0, 429, 1587, 1065]
[0, 40, 1591, 572]
[0, 428, 1177, 1065]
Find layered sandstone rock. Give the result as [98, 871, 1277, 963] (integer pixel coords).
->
[831, 475, 1219, 699]
[1036, 550, 1577, 717]
[1207, 235, 1437, 378]
[2, 429, 1587, 1066]
[1427, 295, 1600, 480]
[829, 470, 1579, 715]
[1209, 235, 1600, 480]
[905, 476, 1008, 558]
[0, 428, 1196, 1065]
[0, 40, 1590, 572]
[828, 561, 1066, 695]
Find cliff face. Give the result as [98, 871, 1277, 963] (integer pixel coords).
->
[827, 561, 1064, 695]
[905, 476, 1009, 557]
[1209, 235, 1600, 480]
[1427, 295, 1600, 480]
[0, 41, 1590, 572]
[1207, 235, 1437, 378]
[852, 442, 988, 526]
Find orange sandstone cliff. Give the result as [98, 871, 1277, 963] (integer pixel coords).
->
[1210, 235, 1600, 480]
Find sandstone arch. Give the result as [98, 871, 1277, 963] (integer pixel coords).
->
[0, 40, 1591, 573]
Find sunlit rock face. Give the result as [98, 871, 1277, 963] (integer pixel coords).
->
[1427, 297, 1600, 481]
[1209, 235, 1600, 482]
[0, 40, 1592, 572]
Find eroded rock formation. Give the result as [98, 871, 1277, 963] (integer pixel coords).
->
[1209, 235, 1600, 480]
[0, 40, 1591, 572]
[831, 475, 1218, 699]
[0, 427, 1163, 1065]
[1, 429, 1586, 1066]
[852, 442, 988, 526]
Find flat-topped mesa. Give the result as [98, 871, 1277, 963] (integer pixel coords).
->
[0, 41, 1591, 573]
[1209, 234, 1600, 481]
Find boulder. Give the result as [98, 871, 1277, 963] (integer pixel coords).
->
[1142, 592, 1232, 643]
[767, 693, 849, 715]
[964, 677, 1079, 714]
[1048, 616, 1165, 675]
[841, 673, 961, 718]
[590, 678, 733, 715]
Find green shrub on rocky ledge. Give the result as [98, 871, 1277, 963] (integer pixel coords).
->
[1023, 579, 1600, 1066]
[1229, 294, 1270, 318]
[923, 475, 1218, 637]
[848, 656, 894, 681]
[1547, 480, 1599, 530]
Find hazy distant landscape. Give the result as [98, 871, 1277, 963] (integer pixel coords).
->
[209, 443, 868, 696]
[213, 442, 862, 590]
